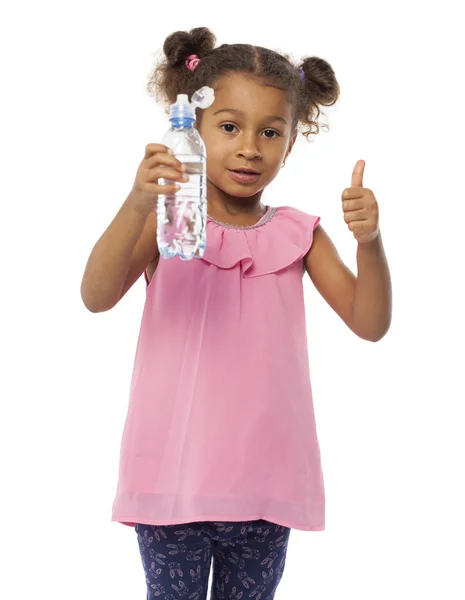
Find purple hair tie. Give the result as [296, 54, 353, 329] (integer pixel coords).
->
[299, 67, 305, 82]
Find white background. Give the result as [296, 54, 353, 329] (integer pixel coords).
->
[1, 1, 464, 598]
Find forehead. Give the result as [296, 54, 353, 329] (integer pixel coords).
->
[209, 72, 292, 120]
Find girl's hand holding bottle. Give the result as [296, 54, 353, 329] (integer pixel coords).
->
[128, 143, 189, 216]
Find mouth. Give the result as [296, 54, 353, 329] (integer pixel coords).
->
[228, 168, 261, 183]
[231, 167, 261, 174]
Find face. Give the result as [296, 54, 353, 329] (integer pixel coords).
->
[197, 72, 296, 206]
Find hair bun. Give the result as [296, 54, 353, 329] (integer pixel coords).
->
[300, 56, 339, 106]
[163, 27, 216, 68]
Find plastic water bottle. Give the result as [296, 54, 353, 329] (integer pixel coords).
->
[157, 86, 215, 260]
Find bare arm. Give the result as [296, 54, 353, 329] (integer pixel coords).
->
[80, 195, 157, 313]
[351, 232, 392, 341]
[80, 143, 186, 312]
[305, 225, 391, 342]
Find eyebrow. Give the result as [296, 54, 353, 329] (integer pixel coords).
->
[212, 108, 288, 125]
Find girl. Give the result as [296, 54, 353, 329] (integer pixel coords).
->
[81, 26, 392, 600]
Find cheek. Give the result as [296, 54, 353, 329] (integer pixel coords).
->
[203, 135, 226, 168]
[203, 142, 222, 179]
[267, 148, 284, 170]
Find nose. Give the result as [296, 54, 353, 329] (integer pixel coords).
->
[236, 132, 262, 161]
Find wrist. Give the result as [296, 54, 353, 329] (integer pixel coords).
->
[125, 191, 154, 219]
[357, 228, 381, 248]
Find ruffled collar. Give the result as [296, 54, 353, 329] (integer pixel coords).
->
[207, 205, 277, 230]
[201, 206, 319, 278]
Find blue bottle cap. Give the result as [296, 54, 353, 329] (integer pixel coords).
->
[169, 87, 215, 121]
[169, 94, 195, 121]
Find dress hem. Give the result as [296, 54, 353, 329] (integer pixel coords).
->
[112, 514, 325, 532]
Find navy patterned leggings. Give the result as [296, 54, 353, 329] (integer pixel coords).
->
[135, 519, 291, 600]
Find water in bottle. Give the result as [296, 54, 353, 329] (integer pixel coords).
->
[157, 86, 215, 260]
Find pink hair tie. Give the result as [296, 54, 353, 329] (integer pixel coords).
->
[185, 54, 200, 71]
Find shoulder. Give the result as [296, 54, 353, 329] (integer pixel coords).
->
[272, 206, 321, 245]
[304, 222, 340, 268]
[274, 205, 320, 227]
[273, 207, 356, 321]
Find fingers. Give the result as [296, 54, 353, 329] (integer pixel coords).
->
[351, 160, 365, 188]
[342, 198, 364, 212]
[143, 145, 188, 185]
[157, 182, 183, 194]
[343, 199, 367, 223]
[147, 165, 189, 184]
[144, 143, 172, 159]
[145, 149, 182, 167]
[342, 188, 364, 200]
[137, 177, 181, 197]
[343, 209, 366, 224]
[144, 144, 187, 173]
[137, 144, 190, 197]
[146, 150, 186, 175]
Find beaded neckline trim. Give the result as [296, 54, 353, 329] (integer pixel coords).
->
[207, 206, 277, 230]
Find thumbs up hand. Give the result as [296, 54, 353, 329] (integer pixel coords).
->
[342, 160, 380, 244]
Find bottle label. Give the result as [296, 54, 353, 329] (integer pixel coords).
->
[182, 161, 203, 175]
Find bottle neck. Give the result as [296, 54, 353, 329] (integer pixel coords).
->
[170, 117, 195, 129]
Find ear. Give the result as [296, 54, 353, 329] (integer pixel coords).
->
[285, 132, 298, 160]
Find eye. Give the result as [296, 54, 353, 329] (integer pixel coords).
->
[220, 124, 280, 138]
[221, 123, 237, 133]
[262, 129, 280, 139]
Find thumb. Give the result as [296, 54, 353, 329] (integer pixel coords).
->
[351, 160, 365, 188]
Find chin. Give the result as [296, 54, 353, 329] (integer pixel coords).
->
[225, 185, 263, 197]
[224, 176, 268, 197]
[208, 178, 259, 198]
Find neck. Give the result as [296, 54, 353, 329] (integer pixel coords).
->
[207, 180, 266, 220]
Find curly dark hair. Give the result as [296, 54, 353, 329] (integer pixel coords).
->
[147, 27, 340, 141]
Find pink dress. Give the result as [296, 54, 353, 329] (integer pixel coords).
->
[111, 205, 325, 531]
